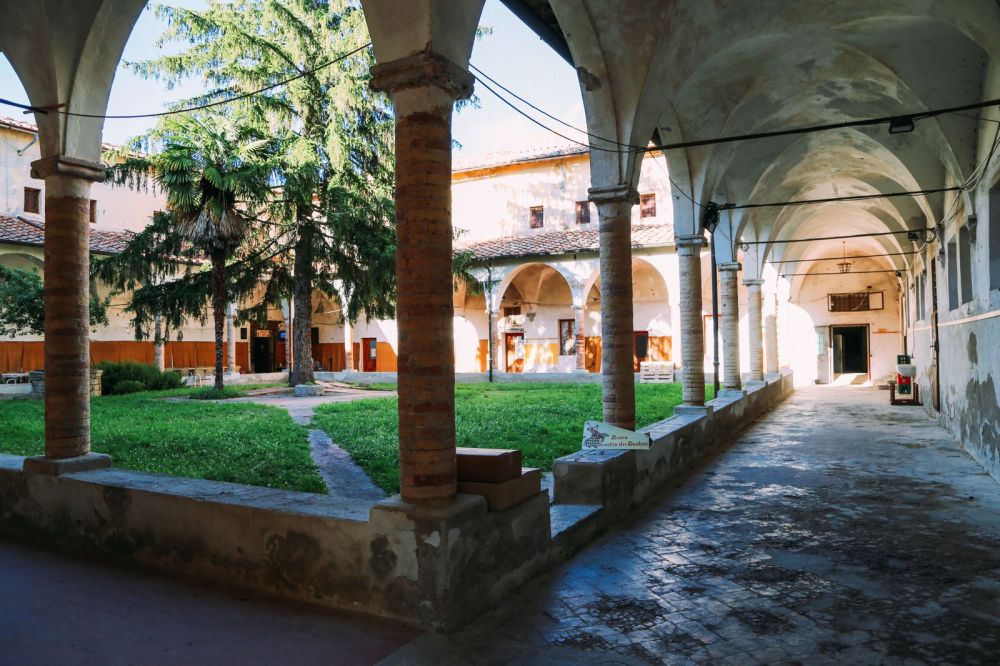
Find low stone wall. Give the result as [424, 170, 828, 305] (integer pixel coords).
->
[0, 456, 552, 630]
[552, 371, 794, 520]
[0, 371, 792, 630]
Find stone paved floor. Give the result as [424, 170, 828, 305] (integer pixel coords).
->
[0, 538, 419, 665]
[385, 386, 1000, 665]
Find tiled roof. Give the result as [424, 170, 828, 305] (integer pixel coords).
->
[458, 223, 672, 261]
[0, 214, 133, 255]
[453, 143, 588, 172]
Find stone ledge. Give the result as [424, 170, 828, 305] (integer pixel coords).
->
[23, 453, 112, 476]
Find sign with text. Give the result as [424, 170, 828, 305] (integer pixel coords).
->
[582, 420, 652, 450]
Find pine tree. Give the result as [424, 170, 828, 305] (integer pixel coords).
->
[131, 0, 396, 385]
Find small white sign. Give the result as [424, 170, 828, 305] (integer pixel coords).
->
[582, 420, 652, 450]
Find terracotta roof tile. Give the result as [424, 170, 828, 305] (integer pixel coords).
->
[458, 223, 672, 261]
[0, 214, 133, 255]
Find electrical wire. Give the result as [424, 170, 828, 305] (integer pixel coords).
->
[777, 250, 917, 264]
[722, 186, 961, 210]
[779, 269, 907, 276]
[0, 42, 371, 119]
[743, 228, 930, 246]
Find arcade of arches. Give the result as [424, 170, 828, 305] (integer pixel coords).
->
[1, 0, 999, 642]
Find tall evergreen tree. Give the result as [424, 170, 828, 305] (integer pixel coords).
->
[132, 0, 396, 385]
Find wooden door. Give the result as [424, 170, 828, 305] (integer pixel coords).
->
[362, 338, 377, 372]
[505, 332, 524, 372]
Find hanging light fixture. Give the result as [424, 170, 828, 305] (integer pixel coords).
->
[837, 241, 853, 273]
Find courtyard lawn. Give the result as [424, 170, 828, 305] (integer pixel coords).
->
[0, 392, 326, 493]
[311, 382, 709, 494]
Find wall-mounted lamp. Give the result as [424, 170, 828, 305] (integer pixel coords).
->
[888, 116, 915, 134]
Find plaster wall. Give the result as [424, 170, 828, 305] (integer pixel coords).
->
[452, 150, 673, 243]
[0, 123, 167, 233]
[785, 261, 902, 385]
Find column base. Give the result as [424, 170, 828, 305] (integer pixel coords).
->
[23, 453, 112, 476]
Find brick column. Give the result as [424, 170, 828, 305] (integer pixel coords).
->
[24, 156, 110, 472]
[226, 303, 237, 374]
[718, 262, 742, 390]
[764, 291, 779, 375]
[372, 51, 473, 502]
[590, 186, 638, 430]
[676, 234, 707, 406]
[573, 304, 587, 372]
[745, 279, 765, 381]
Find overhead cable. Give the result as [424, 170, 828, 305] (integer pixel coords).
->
[0, 42, 371, 119]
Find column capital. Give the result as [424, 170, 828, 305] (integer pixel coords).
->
[743, 278, 765, 287]
[30, 155, 105, 183]
[718, 262, 742, 272]
[370, 49, 474, 100]
[588, 184, 639, 206]
[675, 234, 707, 251]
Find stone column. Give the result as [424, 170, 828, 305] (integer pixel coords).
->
[676, 234, 707, 406]
[226, 303, 237, 374]
[745, 279, 765, 381]
[764, 291, 779, 375]
[573, 304, 587, 372]
[371, 51, 473, 503]
[153, 314, 166, 371]
[590, 186, 638, 430]
[24, 156, 110, 472]
[343, 318, 354, 371]
[718, 262, 742, 390]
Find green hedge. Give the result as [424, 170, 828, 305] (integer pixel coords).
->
[97, 361, 183, 395]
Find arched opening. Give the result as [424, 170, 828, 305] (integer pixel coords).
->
[496, 263, 574, 372]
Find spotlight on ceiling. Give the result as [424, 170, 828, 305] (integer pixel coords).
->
[888, 116, 915, 134]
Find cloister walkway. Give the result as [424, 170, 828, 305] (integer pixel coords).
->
[388, 386, 1000, 664]
[2, 386, 998, 665]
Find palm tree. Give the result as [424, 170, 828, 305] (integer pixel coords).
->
[106, 112, 275, 390]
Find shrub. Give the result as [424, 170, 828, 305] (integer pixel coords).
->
[98, 361, 183, 394]
[112, 380, 145, 395]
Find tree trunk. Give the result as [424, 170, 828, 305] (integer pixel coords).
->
[211, 248, 226, 391]
[290, 222, 315, 385]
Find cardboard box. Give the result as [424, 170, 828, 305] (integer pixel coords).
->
[456, 447, 522, 483]
[458, 467, 541, 511]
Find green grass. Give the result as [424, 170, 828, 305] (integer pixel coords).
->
[312, 382, 709, 494]
[0, 391, 326, 493]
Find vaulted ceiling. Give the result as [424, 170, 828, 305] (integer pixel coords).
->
[504, 0, 1000, 278]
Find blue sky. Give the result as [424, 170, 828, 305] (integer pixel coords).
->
[0, 0, 584, 160]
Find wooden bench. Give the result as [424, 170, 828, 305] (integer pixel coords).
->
[639, 361, 675, 383]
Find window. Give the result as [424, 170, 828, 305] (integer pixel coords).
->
[503, 306, 521, 317]
[240, 327, 248, 340]
[23, 187, 40, 214]
[959, 226, 974, 305]
[914, 272, 926, 321]
[827, 291, 884, 312]
[640, 193, 656, 218]
[575, 201, 590, 225]
[311, 326, 320, 345]
[529, 205, 544, 229]
[559, 319, 576, 355]
[991, 185, 1000, 290]
[89, 199, 97, 224]
[947, 238, 959, 310]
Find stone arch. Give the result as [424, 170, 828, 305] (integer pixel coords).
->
[496, 262, 576, 372]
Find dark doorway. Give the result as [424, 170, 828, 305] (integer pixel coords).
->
[832, 325, 868, 375]
[251, 335, 273, 373]
[633, 330, 649, 372]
